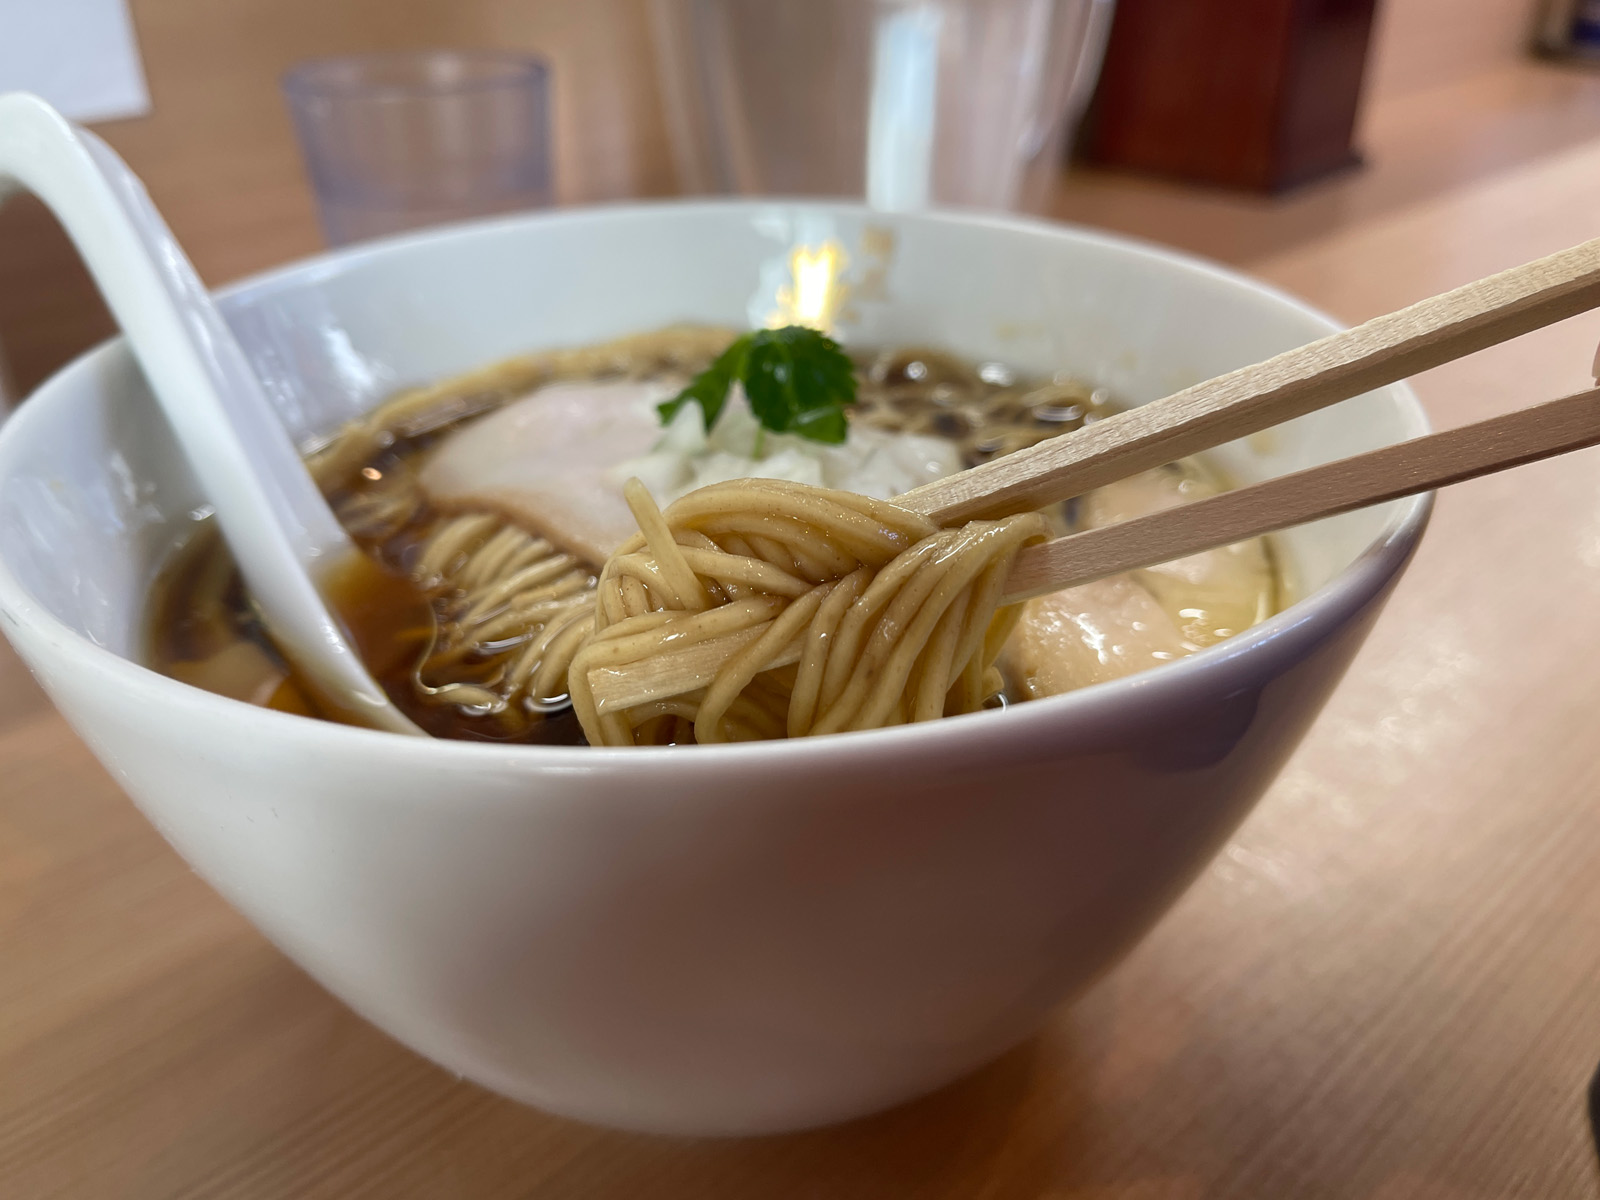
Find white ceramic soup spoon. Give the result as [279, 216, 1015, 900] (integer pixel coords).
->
[0, 93, 422, 734]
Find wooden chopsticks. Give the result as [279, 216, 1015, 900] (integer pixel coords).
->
[898, 236, 1600, 524]
[1001, 384, 1600, 601]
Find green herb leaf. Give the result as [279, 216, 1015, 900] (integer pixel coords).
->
[742, 326, 857, 444]
[790, 402, 850, 445]
[657, 335, 748, 431]
[659, 325, 857, 447]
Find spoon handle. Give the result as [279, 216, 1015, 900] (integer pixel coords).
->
[0, 93, 420, 734]
[900, 235, 1600, 525]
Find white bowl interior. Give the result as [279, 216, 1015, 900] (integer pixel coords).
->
[0, 202, 1426, 666]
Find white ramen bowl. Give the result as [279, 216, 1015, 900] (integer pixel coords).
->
[0, 202, 1429, 1136]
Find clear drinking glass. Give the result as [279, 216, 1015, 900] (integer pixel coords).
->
[282, 51, 554, 247]
[651, 0, 1114, 213]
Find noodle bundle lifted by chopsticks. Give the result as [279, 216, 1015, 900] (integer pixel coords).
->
[565, 478, 1049, 746]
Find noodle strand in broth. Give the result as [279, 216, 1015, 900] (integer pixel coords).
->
[409, 513, 593, 716]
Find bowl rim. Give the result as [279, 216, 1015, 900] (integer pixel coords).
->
[0, 198, 1433, 775]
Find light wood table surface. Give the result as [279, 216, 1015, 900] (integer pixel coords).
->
[6, 59, 1600, 1200]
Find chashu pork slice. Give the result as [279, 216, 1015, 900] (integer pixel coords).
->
[419, 379, 677, 566]
[1000, 575, 1192, 699]
[1082, 464, 1277, 644]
